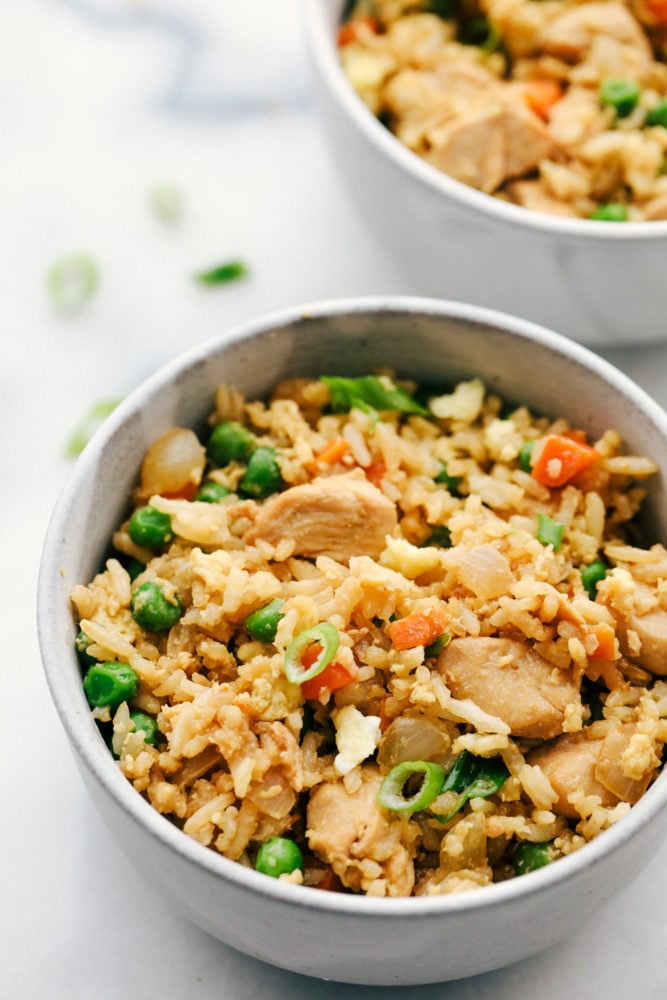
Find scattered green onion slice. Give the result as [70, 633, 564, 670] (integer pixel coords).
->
[377, 760, 446, 812]
[513, 841, 554, 876]
[421, 524, 452, 549]
[65, 397, 122, 458]
[518, 440, 536, 473]
[435, 751, 509, 823]
[424, 632, 451, 658]
[195, 260, 248, 285]
[646, 98, 667, 128]
[580, 558, 607, 600]
[284, 623, 340, 684]
[434, 462, 462, 494]
[320, 375, 429, 417]
[47, 252, 99, 312]
[536, 512, 564, 550]
[148, 181, 184, 223]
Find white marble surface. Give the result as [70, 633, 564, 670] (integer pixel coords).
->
[4, 1, 667, 996]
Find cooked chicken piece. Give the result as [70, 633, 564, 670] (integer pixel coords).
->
[537, 2, 652, 64]
[437, 637, 581, 739]
[529, 724, 657, 818]
[643, 192, 667, 220]
[615, 583, 667, 675]
[306, 765, 415, 896]
[245, 471, 397, 562]
[426, 103, 560, 193]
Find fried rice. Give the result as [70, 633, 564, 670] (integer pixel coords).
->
[71, 371, 667, 897]
[339, 0, 667, 220]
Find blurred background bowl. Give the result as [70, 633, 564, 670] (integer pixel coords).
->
[303, 0, 667, 349]
[38, 296, 667, 986]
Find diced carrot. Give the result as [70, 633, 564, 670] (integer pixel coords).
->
[642, 0, 667, 23]
[337, 16, 380, 46]
[531, 433, 599, 488]
[522, 79, 564, 120]
[306, 436, 350, 475]
[364, 459, 386, 488]
[587, 622, 618, 661]
[388, 607, 448, 651]
[161, 482, 198, 501]
[301, 657, 355, 700]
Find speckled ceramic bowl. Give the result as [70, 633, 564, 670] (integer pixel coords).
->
[303, 0, 667, 348]
[38, 297, 667, 985]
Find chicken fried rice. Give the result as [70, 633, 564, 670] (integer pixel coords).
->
[71, 371, 667, 897]
[339, 0, 667, 220]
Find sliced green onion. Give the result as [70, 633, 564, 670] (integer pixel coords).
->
[65, 397, 123, 458]
[424, 632, 451, 658]
[47, 252, 99, 312]
[195, 260, 248, 285]
[537, 512, 564, 550]
[377, 760, 446, 812]
[580, 558, 607, 600]
[284, 623, 340, 684]
[435, 751, 509, 823]
[421, 525, 452, 549]
[148, 181, 184, 223]
[513, 841, 554, 876]
[518, 440, 536, 473]
[434, 462, 462, 494]
[646, 98, 667, 128]
[320, 375, 429, 417]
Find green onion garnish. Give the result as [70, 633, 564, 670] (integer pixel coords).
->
[424, 632, 451, 658]
[513, 841, 554, 876]
[421, 524, 452, 549]
[377, 760, 446, 812]
[149, 181, 184, 223]
[536, 513, 564, 550]
[320, 375, 430, 417]
[434, 462, 462, 494]
[435, 751, 509, 823]
[195, 260, 248, 285]
[580, 559, 607, 599]
[64, 397, 122, 458]
[518, 440, 536, 473]
[284, 623, 340, 684]
[47, 253, 99, 312]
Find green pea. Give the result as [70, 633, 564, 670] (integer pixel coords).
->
[83, 661, 139, 709]
[513, 841, 554, 876]
[239, 446, 283, 499]
[646, 99, 667, 128]
[599, 78, 641, 118]
[131, 580, 182, 632]
[130, 711, 162, 746]
[75, 629, 95, 665]
[581, 559, 607, 600]
[129, 505, 174, 549]
[207, 421, 255, 466]
[590, 203, 628, 222]
[194, 481, 231, 503]
[434, 462, 461, 494]
[244, 598, 285, 643]
[518, 440, 535, 473]
[255, 837, 304, 878]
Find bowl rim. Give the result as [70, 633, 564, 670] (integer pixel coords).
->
[38, 294, 667, 919]
[302, 0, 667, 241]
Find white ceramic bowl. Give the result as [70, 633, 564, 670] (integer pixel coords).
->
[303, 0, 667, 348]
[38, 297, 667, 986]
